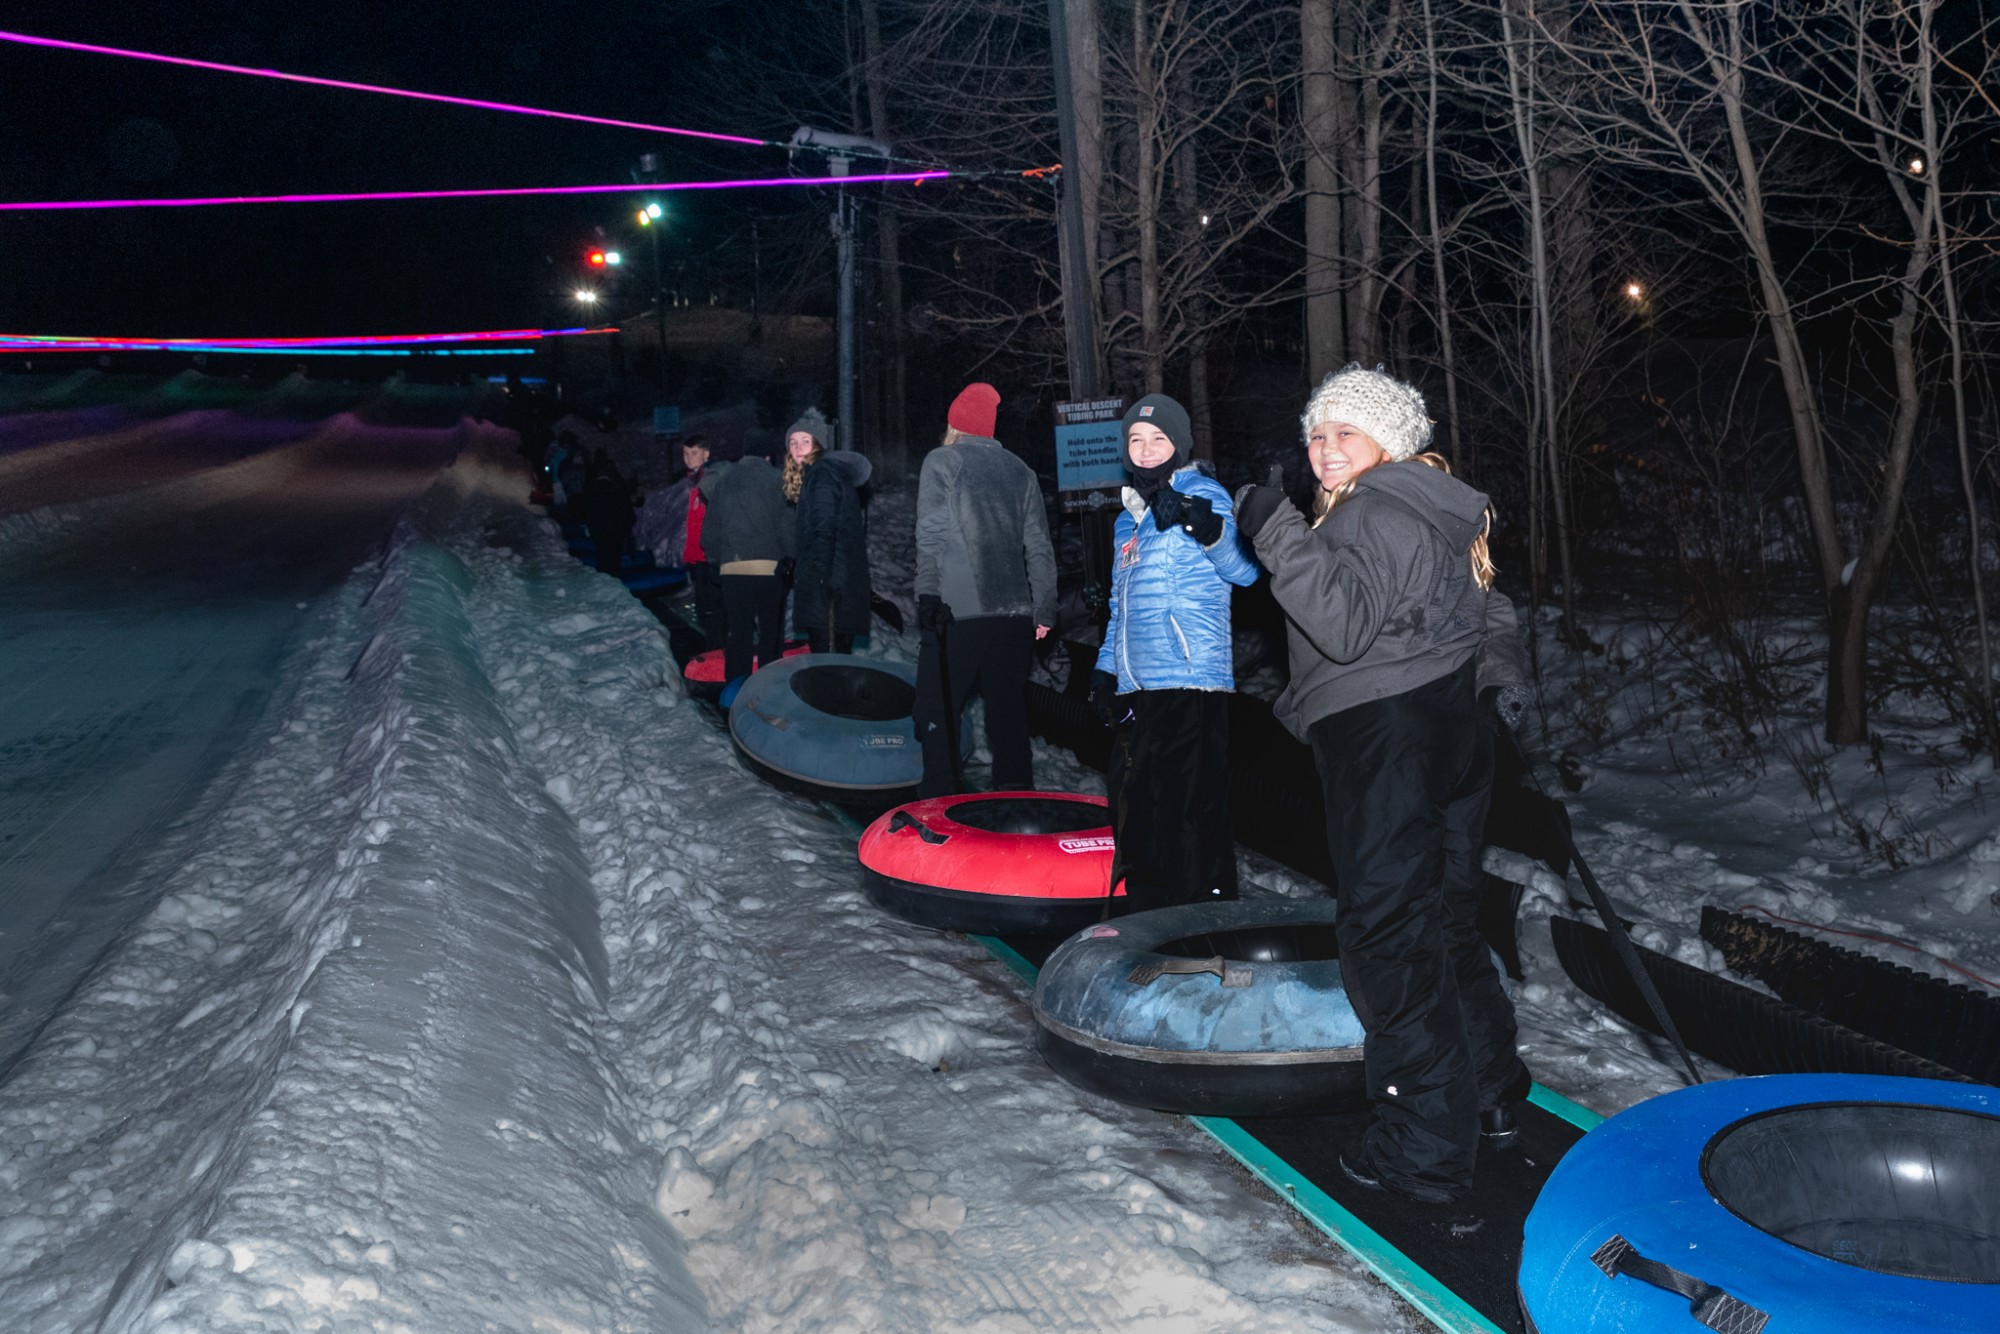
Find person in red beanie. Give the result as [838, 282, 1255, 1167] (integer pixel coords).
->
[913, 383, 1058, 796]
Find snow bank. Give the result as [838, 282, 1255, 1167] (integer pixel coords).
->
[0, 444, 702, 1332]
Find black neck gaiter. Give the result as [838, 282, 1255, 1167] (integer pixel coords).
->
[1127, 458, 1177, 506]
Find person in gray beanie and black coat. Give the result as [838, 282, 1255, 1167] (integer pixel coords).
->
[1234, 364, 1533, 1208]
[784, 407, 873, 653]
[913, 382, 1057, 796]
[699, 436, 794, 683]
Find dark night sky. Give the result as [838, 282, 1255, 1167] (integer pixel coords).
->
[0, 2, 788, 338]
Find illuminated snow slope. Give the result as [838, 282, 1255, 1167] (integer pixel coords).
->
[3, 411, 1996, 1333]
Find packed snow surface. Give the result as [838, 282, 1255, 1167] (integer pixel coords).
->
[3, 400, 1997, 1332]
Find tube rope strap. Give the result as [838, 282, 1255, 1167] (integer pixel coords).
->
[1590, 1236, 1769, 1334]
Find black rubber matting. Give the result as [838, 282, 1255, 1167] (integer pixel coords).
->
[1002, 931, 1576, 1334]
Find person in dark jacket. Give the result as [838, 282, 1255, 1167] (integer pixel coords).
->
[699, 438, 794, 682]
[583, 449, 636, 575]
[783, 408, 873, 654]
[913, 382, 1058, 796]
[1090, 394, 1260, 911]
[1234, 364, 1532, 1207]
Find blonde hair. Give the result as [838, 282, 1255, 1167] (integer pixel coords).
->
[782, 439, 824, 502]
[1313, 452, 1496, 590]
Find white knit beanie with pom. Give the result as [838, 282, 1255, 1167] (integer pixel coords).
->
[1300, 364, 1433, 461]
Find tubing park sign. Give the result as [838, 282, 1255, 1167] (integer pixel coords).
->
[1054, 397, 1127, 514]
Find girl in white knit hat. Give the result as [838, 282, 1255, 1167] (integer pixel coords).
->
[1233, 364, 1532, 1206]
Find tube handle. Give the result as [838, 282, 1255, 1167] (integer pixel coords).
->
[888, 810, 949, 845]
[1591, 1235, 1768, 1334]
[1127, 956, 1253, 988]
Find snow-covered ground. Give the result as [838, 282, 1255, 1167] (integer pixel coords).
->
[3, 404, 1997, 1331]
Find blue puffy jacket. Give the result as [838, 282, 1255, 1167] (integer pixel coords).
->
[1095, 465, 1261, 693]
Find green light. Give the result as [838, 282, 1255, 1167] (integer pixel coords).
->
[646, 202, 663, 219]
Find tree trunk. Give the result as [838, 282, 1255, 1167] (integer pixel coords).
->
[1134, 0, 1164, 393]
[1301, 0, 1341, 384]
[858, 0, 907, 480]
[1420, 0, 1463, 473]
[1502, 3, 1577, 629]
[1173, 129, 1213, 457]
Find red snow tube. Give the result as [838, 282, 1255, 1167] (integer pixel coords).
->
[859, 792, 1124, 936]
[682, 641, 808, 693]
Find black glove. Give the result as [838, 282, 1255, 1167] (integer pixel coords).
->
[1088, 669, 1132, 728]
[1088, 669, 1120, 726]
[917, 594, 953, 636]
[1179, 494, 1225, 546]
[1232, 465, 1289, 540]
[1480, 684, 1531, 735]
[1150, 486, 1185, 532]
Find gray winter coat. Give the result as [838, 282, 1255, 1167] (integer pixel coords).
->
[1252, 461, 1514, 739]
[698, 457, 794, 566]
[914, 435, 1058, 624]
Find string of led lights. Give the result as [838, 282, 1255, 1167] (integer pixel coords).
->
[0, 171, 955, 214]
[0, 28, 970, 175]
[0, 326, 615, 354]
[0, 28, 771, 147]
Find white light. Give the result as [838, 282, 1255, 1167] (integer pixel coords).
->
[1200, 213, 1211, 227]
[1625, 281, 1645, 301]
[604, 251, 623, 266]
[573, 289, 598, 304]
[1893, 1159, 1933, 1182]
[1908, 156, 1926, 175]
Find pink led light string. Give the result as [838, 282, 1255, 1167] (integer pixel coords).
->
[0, 326, 615, 351]
[0, 171, 953, 214]
[0, 28, 768, 147]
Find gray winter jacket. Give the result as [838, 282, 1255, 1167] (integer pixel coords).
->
[1252, 461, 1517, 739]
[914, 435, 1058, 624]
[697, 457, 794, 566]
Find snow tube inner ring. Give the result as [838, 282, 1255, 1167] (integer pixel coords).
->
[1701, 1101, 2000, 1284]
[941, 795, 1108, 836]
[1156, 924, 1343, 965]
[789, 664, 915, 722]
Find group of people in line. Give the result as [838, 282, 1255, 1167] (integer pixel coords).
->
[638, 363, 1536, 1207]
[645, 409, 877, 682]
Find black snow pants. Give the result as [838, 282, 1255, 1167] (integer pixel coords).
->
[1106, 689, 1238, 912]
[720, 572, 784, 683]
[690, 561, 725, 650]
[914, 614, 1033, 797]
[1307, 658, 1524, 1198]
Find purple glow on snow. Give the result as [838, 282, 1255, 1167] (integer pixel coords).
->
[0, 172, 953, 213]
[0, 28, 768, 146]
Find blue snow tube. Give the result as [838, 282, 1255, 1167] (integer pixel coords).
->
[1519, 1074, 2000, 1334]
[1033, 899, 1367, 1118]
[728, 653, 922, 799]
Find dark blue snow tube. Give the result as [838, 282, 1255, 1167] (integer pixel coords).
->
[727, 653, 922, 798]
[1033, 899, 1366, 1118]
[1519, 1074, 2000, 1334]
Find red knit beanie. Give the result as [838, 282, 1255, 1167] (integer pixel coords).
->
[947, 382, 1000, 438]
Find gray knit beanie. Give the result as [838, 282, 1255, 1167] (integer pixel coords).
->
[1299, 365, 1432, 461]
[786, 406, 832, 449]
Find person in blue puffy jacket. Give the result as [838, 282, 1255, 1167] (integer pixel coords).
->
[1090, 393, 1260, 910]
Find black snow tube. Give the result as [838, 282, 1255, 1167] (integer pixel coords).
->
[1032, 899, 1367, 1118]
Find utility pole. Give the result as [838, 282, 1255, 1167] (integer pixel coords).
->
[832, 164, 858, 451]
[792, 126, 893, 453]
[1048, 0, 1102, 401]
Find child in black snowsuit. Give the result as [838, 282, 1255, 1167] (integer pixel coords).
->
[1234, 365, 1532, 1206]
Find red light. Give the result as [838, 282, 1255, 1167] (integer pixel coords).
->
[588, 250, 607, 266]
